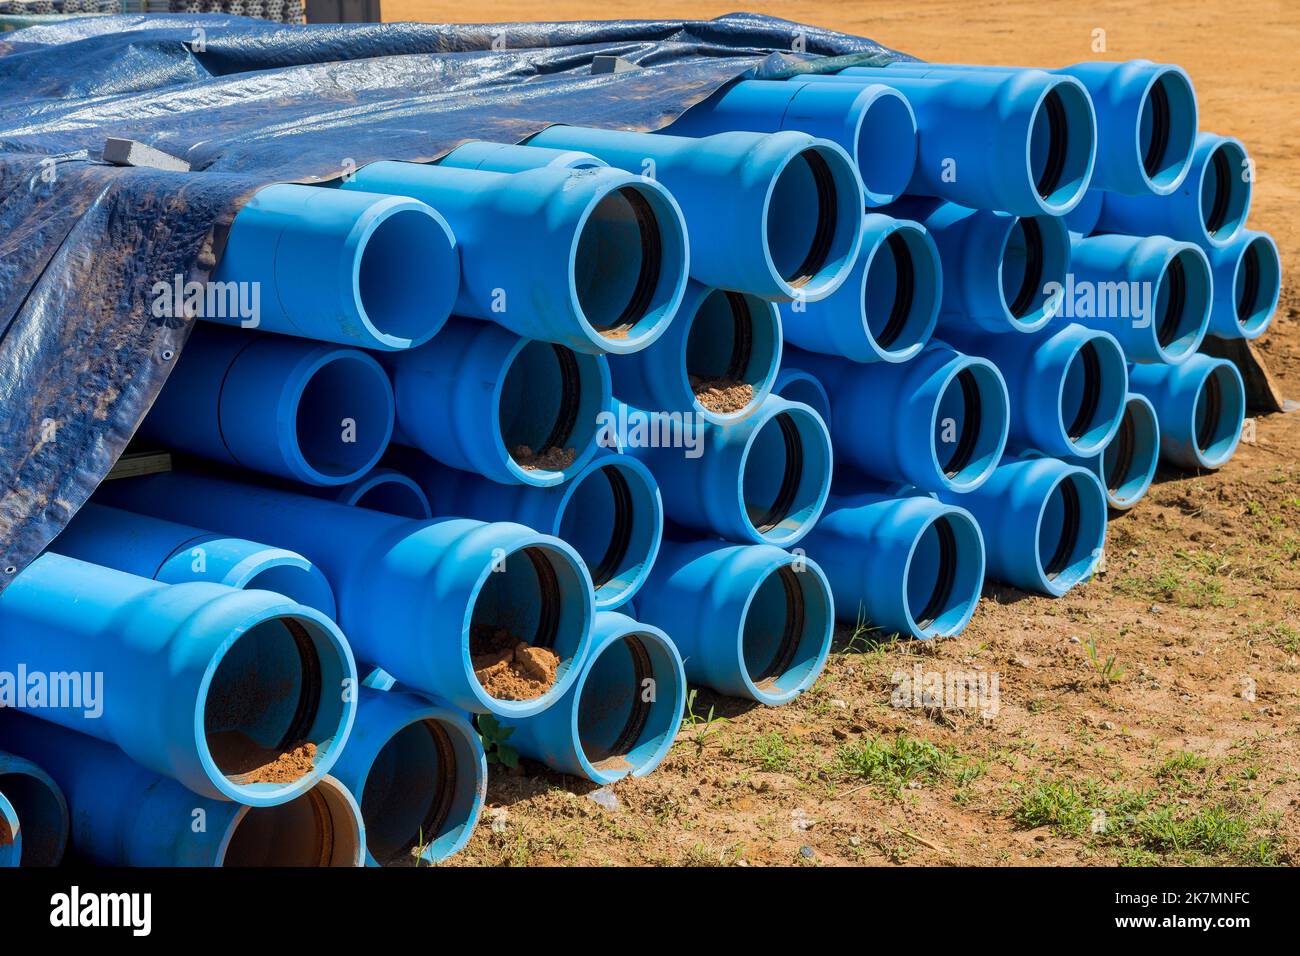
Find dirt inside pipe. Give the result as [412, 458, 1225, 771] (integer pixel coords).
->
[600, 324, 634, 340]
[690, 375, 754, 414]
[511, 445, 577, 471]
[471, 626, 560, 700]
[208, 732, 319, 784]
[0, 818, 11, 848]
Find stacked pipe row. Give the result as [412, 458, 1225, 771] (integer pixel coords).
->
[0, 54, 1278, 867]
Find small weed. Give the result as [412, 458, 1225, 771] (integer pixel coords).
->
[1083, 637, 1126, 685]
[477, 714, 519, 769]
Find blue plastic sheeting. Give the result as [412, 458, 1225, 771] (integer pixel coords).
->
[0, 13, 906, 590]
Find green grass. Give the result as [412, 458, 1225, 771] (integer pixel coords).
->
[832, 734, 966, 794]
[745, 732, 795, 773]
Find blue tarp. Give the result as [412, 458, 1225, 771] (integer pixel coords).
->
[0, 12, 906, 588]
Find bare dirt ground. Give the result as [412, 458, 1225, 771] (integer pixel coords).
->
[388, 1, 1300, 866]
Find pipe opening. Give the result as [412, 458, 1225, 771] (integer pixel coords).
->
[1037, 472, 1105, 590]
[855, 90, 917, 203]
[1029, 82, 1093, 209]
[573, 185, 664, 338]
[468, 544, 587, 702]
[357, 208, 452, 344]
[1060, 335, 1126, 454]
[741, 563, 832, 699]
[1201, 141, 1250, 240]
[222, 779, 360, 866]
[1152, 247, 1210, 358]
[1136, 71, 1197, 188]
[773, 371, 831, 430]
[766, 148, 838, 287]
[0, 771, 65, 867]
[1002, 218, 1045, 319]
[1107, 413, 1137, 497]
[685, 290, 777, 416]
[863, 228, 937, 355]
[204, 616, 328, 788]
[934, 364, 1006, 489]
[501, 341, 600, 477]
[1193, 364, 1245, 466]
[905, 511, 984, 636]
[1102, 398, 1158, 506]
[1234, 236, 1281, 336]
[557, 460, 658, 605]
[1063, 342, 1102, 443]
[292, 353, 392, 482]
[577, 634, 680, 775]
[742, 408, 831, 544]
[360, 719, 456, 865]
[242, 563, 335, 616]
[350, 477, 431, 520]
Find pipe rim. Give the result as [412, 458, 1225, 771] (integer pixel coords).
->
[569, 626, 686, 783]
[494, 338, 612, 487]
[462, 536, 595, 718]
[761, 138, 864, 301]
[1101, 394, 1160, 509]
[281, 346, 395, 486]
[217, 775, 364, 866]
[163, 542, 339, 621]
[737, 399, 834, 546]
[556, 455, 664, 609]
[771, 367, 832, 432]
[998, 213, 1070, 331]
[901, 506, 985, 639]
[346, 197, 459, 351]
[735, 553, 834, 705]
[1034, 467, 1107, 595]
[928, 356, 1009, 492]
[1025, 75, 1097, 214]
[0, 758, 68, 867]
[0, 793, 19, 867]
[1150, 243, 1211, 362]
[1056, 330, 1128, 456]
[1188, 359, 1246, 469]
[1196, 136, 1252, 246]
[1231, 234, 1282, 338]
[679, 288, 781, 423]
[567, 176, 689, 354]
[852, 85, 918, 206]
[338, 468, 433, 519]
[194, 603, 357, 806]
[860, 219, 942, 361]
[1135, 67, 1198, 194]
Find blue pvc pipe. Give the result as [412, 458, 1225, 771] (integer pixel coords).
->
[636, 540, 833, 705]
[528, 125, 864, 302]
[0, 791, 17, 867]
[771, 366, 832, 431]
[0, 552, 356, 805]
[937, 456, 1107, 596]
[805, 68, 1095, 216]
[98, 472, 596, 718]
[328, 686, 485, 865]
[1065, 188, 1104, 235]
[606, 281, 780, 423]
[1065, 233, 1211, 363]
[0, 750, 68, 867]
[875, 60, 1197, 196]
[783, 214, 941, 362]
[52, 503, 337, 619]
[1073, 392, 1160, 511]
[438, 141, 606, 172]
[340, 160, 689, 354]
[499, 612, 686, 784]
[392, 448, 663, 610]
[801, 490, 984, 639]
[140, 324, 395, 487]
[886, 197, 1069, 335]
[667, 78, 917, 206]
[386, 317, 612, 488]
[942, 322, 1127, 458]
[617, 393, 833, 547]
[789, 342, 1009, 492]
[1128, 354, 1246, 470]
[304, 466, 433, 520]
[1207, 230, 1282, 339]
[0, 714, 364, 866]
[1096, 133, 1253, 248]
[212, 183, 459, 351]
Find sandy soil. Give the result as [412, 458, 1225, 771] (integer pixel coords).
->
[379, 1, 1300, 866]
